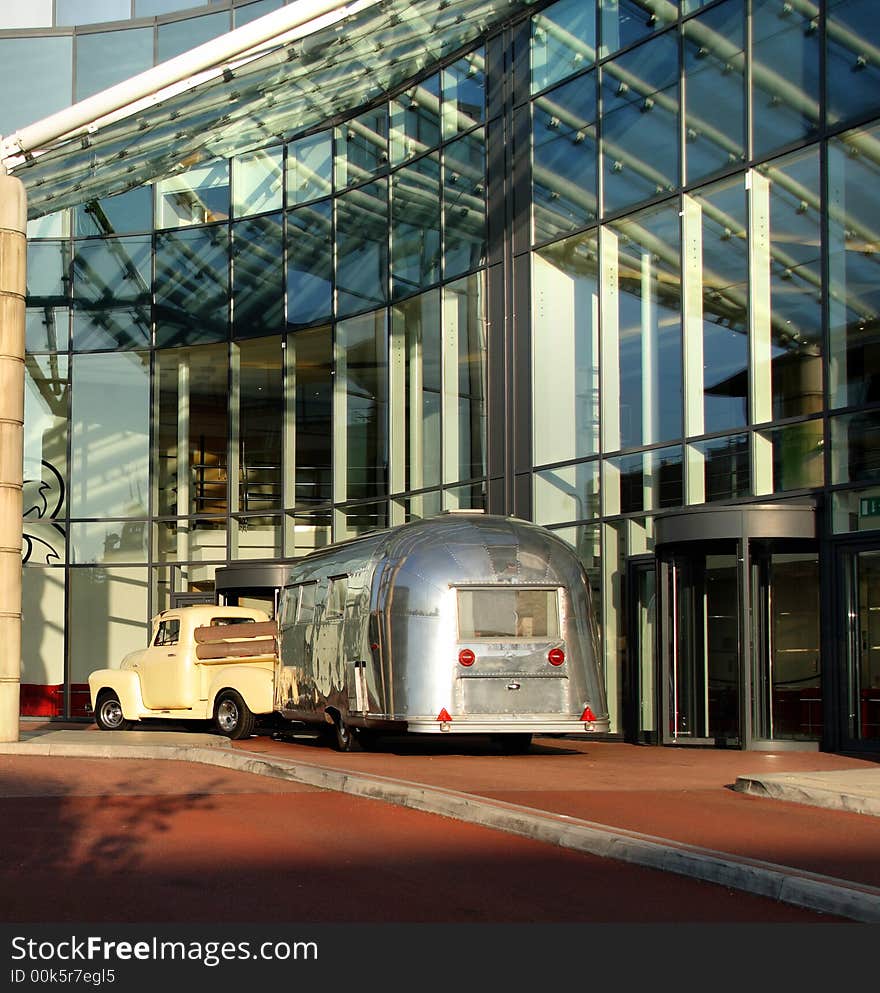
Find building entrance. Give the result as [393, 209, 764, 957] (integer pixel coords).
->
[840, 547, 880, 744]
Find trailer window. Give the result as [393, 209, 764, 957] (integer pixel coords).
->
[457, 588, 560, 641]
[325, 576, 348, 619]
[298, 583, 317, 623]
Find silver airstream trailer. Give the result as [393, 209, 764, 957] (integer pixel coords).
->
[274, 512, 609, 752]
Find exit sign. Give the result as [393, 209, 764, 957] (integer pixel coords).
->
[860, 497, 880, 517]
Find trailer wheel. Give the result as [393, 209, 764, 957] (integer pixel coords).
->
[496, 733, 532, 755]
[331, 713, 355, 752]
[214, 690, 255, 740]
[94, 691, 132, 731]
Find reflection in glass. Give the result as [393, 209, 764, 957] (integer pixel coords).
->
[831, 410, 880, 484]
[75, 187, 152, 237]
[286, 199, 333, 328]
[157, 11, 229, 63]
[232, 213, 284, 338]
[286, 130, 332, 206]
[336, 502, 389, 541]
[336, 311, 388, 502]
[683, 1, 745, 185]
[391, 290, 442, 496]
[75, 27, 153, 101]
[443, 130, 486, 280]
[533, 231, 599, 465]
[154, 344, 229, 518]
[390, 75, 441, 164]
[391, 154, 441, 299]
[28, 212, 70, 240]
[443, 274, 486, 484]
[232, 147, 283, 217]
[534, 461, 599, 526]
[26, 241, 70, 352]
[24, 355, 69, 529]
[759, 421, 824, 493]
[443, 481, 487, 511]
[751, 0, 819, 159]
[155, 226, 230, 347]
[234, 516, 282, 560]
[237, 337, 282, 513]
[604, 446, 682, 515]
[442, 50, 485, 139]
[58, 0, 131, 24]
[336, 181, 388, 317]
[155, 159, 229, 229]
[0, 36, 72, 137]
[335, 108, 388, 189]
[285, 509, 332, 557]
[827, 0, 880, 126]
[153, 519, 228, 564]
[72, 237, 151, 350]
[690, 433, 750, 502]
[22, 567, 66, 715]
[532, 72, 598, 244]
[828, 126, 880, 409]
[602, 33, 679, 215]
[531, 0, 596, 95]
[70, 521, 148, 564]
[599, 0, 677, 59]
[290, 325, 333, 506]
[71, 352, 150, 519]
[608, 203, 682, 450]
[235, 0, 282, 26]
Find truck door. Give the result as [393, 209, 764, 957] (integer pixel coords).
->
[138, 616, 193, 710]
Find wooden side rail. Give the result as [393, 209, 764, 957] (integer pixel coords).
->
[194, 621, 277, 643]
[195, 638, 277, 661]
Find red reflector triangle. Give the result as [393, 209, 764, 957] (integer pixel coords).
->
[437, 708, 452, 722]
[581, 706, 596, 722]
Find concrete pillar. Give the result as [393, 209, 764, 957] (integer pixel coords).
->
[0, 172, 26, 743]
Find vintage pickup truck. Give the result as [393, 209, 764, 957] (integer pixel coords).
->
[88, 604, 278, 739]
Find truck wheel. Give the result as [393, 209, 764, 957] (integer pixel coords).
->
[95, 691, 132, 731]
[213, 690, 255, 740]
[331, 713, 355, 752]
[496, 733, 532, 755]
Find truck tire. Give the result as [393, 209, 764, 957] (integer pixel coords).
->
[94, 691, 133, 731]
[213, 690, 255, 740]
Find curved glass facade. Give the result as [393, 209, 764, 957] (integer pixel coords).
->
[9, 0, 880, 752]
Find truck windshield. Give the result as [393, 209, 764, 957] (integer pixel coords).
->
[456, 587, 560, 641]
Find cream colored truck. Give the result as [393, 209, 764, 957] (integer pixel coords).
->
[88, 604, 278, 739]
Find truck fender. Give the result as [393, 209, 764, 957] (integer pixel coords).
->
[207, 666, 275, 717]
[88, 669, 145, 720]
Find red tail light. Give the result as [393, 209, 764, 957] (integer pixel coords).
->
[437, 708, 452, 722]
[548, 647, 565, 666]
[458, 648, 475, 667]
[581, 706, 597, 722]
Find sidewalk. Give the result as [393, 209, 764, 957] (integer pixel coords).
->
[4, 721, 880, 922]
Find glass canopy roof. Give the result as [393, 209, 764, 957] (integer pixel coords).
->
[3, 0, 536, 218]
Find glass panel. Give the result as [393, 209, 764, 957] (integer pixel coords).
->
[232, 146, 283, 217]
[70, 521, 149, 564]
[26, 241, 71, 352]
[391, 154, 441, 299]
[24, 354, 69, 533]
[758, 146, 824, 420]
[70, 352, 150, 518]
[336, 180, 388, 317]
[157, 11, 229, 64]
[155, 159, 230, 229]
[442, 49, 485, 139]
[391, 290, 442, 493]
[286, 130, 332, 206]
[443, 481, 486, 511]
[69, 567, 149, 685]
[0, 36, 72, 137]
[692, 177, 748, 434]
[137, 0, 206, 13]
[752, 549, 821, 741]
[390, 75, 441, 165]
[827, 125, 880, 409]
[604, 446, 683, 515]
[21, 567, 65, 717]
[532, 71, 598, 244]
[154, 343, 229, 517]
[457, 588, 560, 641]
[153, 519, 227, 563]
[335, 107, 388, 189]
[827, 0, 880, 126]
[443, 129, 486, 280]
[234, 0, 282, 27]
[0, 1, 52, 28]
[682, 1, 745, 185]
[335, 501, 389, 541]
[533, 232, 599, 465]
[28, 212, 70, 240]
[75, 28, 153, 101]
[233, 515, 282, 560]
[758, 421, 824, 493]
[155, 226, 230, 347]
[232, 212, 283, 337]
[690, 433, 750, 501]
[751, 0, 820, 158]
[237, 336, 282, 512]
[72, 236, 152, 350]
[608, 202, 682, 450]
[443, 274, 486, 484]
[531, 0, 597, 95]
[284, 509, 332, 557]
[832, 487, 880, 532]
[845, 549, 880, 740]
[831, 410, 880, 484]
[602, 33, 679, 215]
[337, 311, 388, 501]
[600, 0, 677, 59]
[395, 490, 443, 522]
[75, 187, 153, 237]
[286, 199, 333, 328]
[290, 325, 333, 507]
[534, 461, 600, 525]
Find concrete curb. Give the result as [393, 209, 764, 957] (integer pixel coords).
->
[734, 773, 880, 818]
[2, 736, 880, 923]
